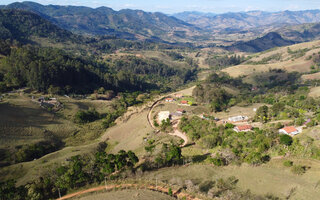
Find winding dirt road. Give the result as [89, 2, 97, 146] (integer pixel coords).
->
[147, 95, 189, 147]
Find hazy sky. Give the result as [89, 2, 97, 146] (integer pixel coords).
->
[2, 0, 320, 14]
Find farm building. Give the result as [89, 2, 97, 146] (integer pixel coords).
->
[279, 126, 300, 136]
[158, 111, 171, 123]
[180, 100, 189, 105]
[165, 98, 174, 102]
[228, 116, 248, 122]
[175, 93, 184, 98]
[234, 125, 253, 132]
[176, 109, 186, 114]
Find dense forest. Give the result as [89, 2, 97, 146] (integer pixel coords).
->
[0, 44, 196, 94]
[0, 9, 77, 43]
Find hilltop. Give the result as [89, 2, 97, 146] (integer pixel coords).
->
[1, 1, 207, 43]
[223, 39, 320, 78]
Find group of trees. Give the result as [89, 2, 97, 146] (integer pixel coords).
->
[0, 149, 139, 200]
[0, 45, 197, 94]
[179, 116, 277, 165]
[205, 55, 245, 70]
[0, 139, 63, 166]
[252, 69, 300, 92]
[193, 84, 232, 112]
[109, 56, 197, 88]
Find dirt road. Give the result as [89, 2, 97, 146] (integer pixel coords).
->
[57, 183, 201, 200]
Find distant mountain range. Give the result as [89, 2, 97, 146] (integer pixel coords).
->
[0, 1, 206, 43]
[2, 1, 320, 52]
[173, 10, 320, 32]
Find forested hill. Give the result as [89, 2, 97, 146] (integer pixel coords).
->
[226, 32, 295, 52]
[0, 9, 77, 43]
[0, 44, 197, 94]
[2, 1, 205, 43]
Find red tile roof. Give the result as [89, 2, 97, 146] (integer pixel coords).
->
[236, 125, 253, 131]
[282, 126, 298, 134]
[181, 100, 188, 104]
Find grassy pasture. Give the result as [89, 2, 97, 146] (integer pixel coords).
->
[302, 72, 320, 81]
[308, 87, 320, 98]
[73, 189, 175, 200]
[142, 159, 320, 200]
[223, 40, 320, 78]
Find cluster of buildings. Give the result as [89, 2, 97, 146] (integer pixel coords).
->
[164, 93, 191, 106]
[158, 109, 186, 123]
[226, 115, 302, 136]
[32, 96, 61, 109]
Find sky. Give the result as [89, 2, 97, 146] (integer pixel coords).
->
[2, 0, 320, 14]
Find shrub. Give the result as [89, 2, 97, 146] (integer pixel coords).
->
[280, 134, 293, 146]
[225, 123, 235, 129]
[291, 165, 306, 175]
[211, 157, 225, 166]
[283, 160, 293, 167]
[74, 109, 100, 124]
[168, 187, 172, 196]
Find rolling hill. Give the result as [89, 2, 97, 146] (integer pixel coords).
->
[226, 32, 295, 52]
[1, 1, 207, 43]
[222, 39, 320, 78]
[0, 9, 76, 43]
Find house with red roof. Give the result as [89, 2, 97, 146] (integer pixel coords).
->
[279, 126, 300, 136]
[176, 109, 186, 114]
[234, 125, 253, 132]
[165, 98, 174, 102]
[180, 100, 189, 105]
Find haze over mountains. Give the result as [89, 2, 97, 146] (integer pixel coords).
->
[172, 10, 320, 31]
[1, 1, 320, 51]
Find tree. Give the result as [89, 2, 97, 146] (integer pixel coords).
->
[280, 134, 293, 146]
[255, 105, 269, 123]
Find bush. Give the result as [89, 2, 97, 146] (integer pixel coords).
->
[291, 165, 306, 175]
[280, 134, 293, 146]
[283, 160, 293, 167]
[225, 123, 235, 129]
[74, 109, 100, 124]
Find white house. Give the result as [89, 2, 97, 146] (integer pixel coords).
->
[165, 98, 174, 102]
[228, 116, 248, 122]
[279, 126, 300, 136]
[158, 111, 170, 123]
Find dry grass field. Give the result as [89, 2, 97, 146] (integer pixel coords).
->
[222, 40, 320, 78]
[73, 189, 175, 200]
[302, 72, 320, 81]
[308, 86, 320, 98]
[142, 159, 320, 200]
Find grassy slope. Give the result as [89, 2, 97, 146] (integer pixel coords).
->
[142, 159, 320, 200]
[74, 189, 175, 200]
[222, 40, 320, 77]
